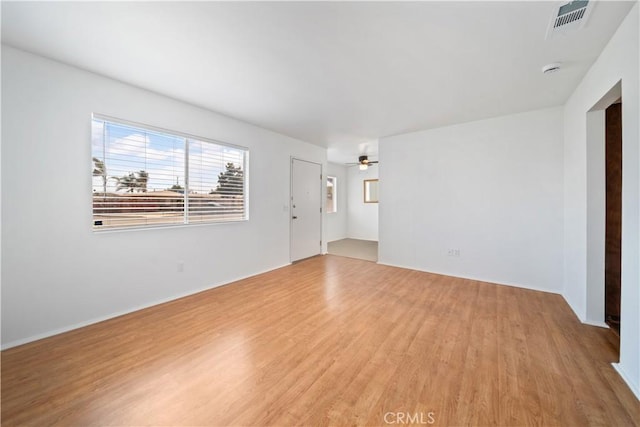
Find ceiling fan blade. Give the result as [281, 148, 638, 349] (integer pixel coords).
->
[345, 155, 379, 166]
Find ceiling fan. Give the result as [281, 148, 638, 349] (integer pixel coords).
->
[347, 155, 379, 170]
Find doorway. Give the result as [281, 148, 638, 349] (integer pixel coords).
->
[327, 238, 378, 262]
[605, 101, 622, 334]
[290, 158, 322, 262]
[586, 81, 623, 340]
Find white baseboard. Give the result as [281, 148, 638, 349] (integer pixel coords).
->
[612, 362, 640, 400]
[375, 260, 562, 295]
[1, 262, 291, 350]
[582, 320, 610, 328]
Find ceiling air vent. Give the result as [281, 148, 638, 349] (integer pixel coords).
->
[546, 0, 594, 39]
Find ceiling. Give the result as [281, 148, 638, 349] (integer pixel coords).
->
[1, 1, 635, 163]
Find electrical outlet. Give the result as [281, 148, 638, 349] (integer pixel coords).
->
[447, 249, 461, 257]
[177, 261, 184, 272]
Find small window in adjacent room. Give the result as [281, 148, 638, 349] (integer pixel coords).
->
[326, 176, 337, 213]
[91, 115, 248, 231]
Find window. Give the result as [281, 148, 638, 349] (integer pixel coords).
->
[91, 115, 248, 230]
[326, 176, 337, 213]
[364, 179, 379, 203]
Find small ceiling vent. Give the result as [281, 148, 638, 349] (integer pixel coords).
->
[546, 0, 594, 39]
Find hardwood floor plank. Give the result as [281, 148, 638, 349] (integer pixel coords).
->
[2, 255, 638, 426]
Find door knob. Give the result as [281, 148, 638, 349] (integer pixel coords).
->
[292, 216, 298, 219]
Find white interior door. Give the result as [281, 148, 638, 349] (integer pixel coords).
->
[291, 158, 322, 262]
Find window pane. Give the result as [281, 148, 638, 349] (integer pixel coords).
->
[188, 139, 246, 223]
[92, 119, 185, 230]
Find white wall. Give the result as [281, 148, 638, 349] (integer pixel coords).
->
[1, 46, 327, 348]
[379, 107, 564, 293]
[325, 162, 348, 243]
[585, 109, 606, 327]
[347, 165, 378, 241]
[563, 4, 639, 398]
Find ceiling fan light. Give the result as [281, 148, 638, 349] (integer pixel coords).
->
[359, 164, 368, 171]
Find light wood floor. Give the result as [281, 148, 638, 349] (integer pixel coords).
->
[2, 255, 638, 426]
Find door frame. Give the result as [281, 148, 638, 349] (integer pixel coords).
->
[586, 80, 622, 327]
[290, 157, 323, 263]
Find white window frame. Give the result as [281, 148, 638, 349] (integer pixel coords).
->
[91, 114, 249, 231]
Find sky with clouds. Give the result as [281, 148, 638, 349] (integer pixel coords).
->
[92, 119, 244, 194]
